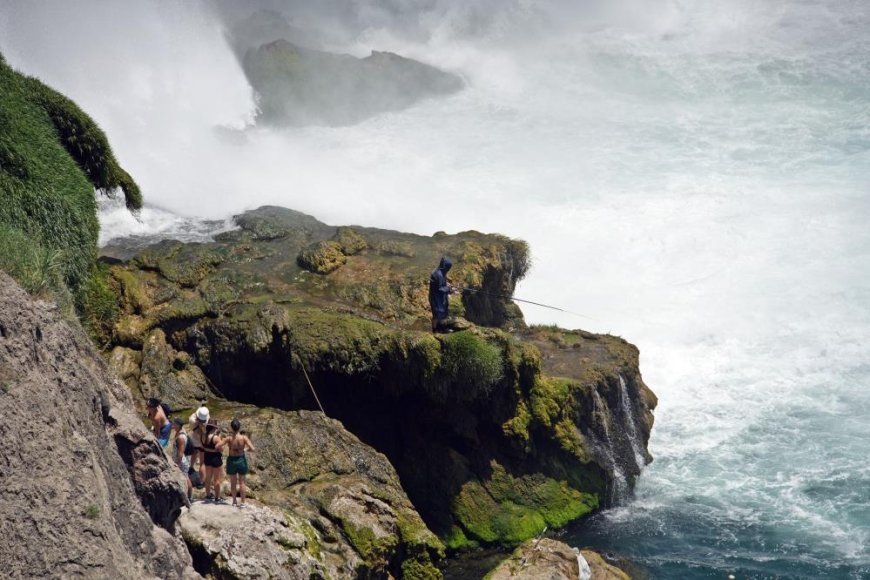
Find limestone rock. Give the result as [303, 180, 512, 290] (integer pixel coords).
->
[579, 549, 631, 580]
[486, 540, 631, 580]
[486, 539, 580, 580]
[0, 272, 196, 579]
[180, 501, 333, 579]
[136, 328, 216, 409]
[192, 404, 444, 578]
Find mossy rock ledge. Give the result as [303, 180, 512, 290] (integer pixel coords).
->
[103, 206, 657, 567]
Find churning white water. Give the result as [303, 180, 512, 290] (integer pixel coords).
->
[2, 0, 869, 576]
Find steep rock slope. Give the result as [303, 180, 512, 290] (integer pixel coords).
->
[103, 206, 656, 551]
[0, 273, 196, 578]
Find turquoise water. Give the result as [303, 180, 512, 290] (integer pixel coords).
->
[2, 2, 869, 577]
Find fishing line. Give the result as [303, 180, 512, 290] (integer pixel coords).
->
[459, 287, 597, 321]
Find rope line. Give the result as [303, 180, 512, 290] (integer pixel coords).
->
[296, 355, 326, 415]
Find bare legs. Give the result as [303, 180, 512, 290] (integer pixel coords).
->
[204, 466, 224, 500]
[229, 473, 247, 506]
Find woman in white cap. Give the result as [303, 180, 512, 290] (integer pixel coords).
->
[188, 403, 210, 487]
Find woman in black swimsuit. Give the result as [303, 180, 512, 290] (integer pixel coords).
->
[202, 421, 226, 502]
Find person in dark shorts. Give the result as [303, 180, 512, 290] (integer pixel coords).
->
[202, 421, 226, 503]
[225, 418, 256, 508]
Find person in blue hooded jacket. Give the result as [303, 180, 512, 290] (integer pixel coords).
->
[429, 256, 456, 332]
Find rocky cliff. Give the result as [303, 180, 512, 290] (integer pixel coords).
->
[102, 205, 657, 559]
[0, 272, 196, 578]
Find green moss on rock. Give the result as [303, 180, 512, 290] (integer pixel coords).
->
[298, 240, 347, 274]
[334, 227, 367, 255]
[341, 520, 398, 572]
[437, 331, 503, 398]
[452, 462, 598, 546]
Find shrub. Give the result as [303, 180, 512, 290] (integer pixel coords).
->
[78, 263, 119, 345]
[0, 224, 65, 298]
[83, 504, 101, 519]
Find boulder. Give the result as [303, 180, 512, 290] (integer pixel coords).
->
[485, 539, 631, 580]
[485, 539, 580, 580]
[180, 501, 336, 579]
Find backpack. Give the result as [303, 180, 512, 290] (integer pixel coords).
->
[182, 431, 195, 456]
[160, 402, 172, 419]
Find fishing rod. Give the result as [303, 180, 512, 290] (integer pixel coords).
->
[458, 287, 596, 320]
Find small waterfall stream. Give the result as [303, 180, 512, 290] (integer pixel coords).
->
[587, 375, 649, 505]
[590, 389, 629, 504]
[617, 373, 647, 471]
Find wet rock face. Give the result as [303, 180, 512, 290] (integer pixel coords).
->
[104, 206, 655, 550]
[0, 273, 195, 579]
[243, 39, 465, 127]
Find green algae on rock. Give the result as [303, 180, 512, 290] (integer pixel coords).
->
[103, 206, 656, 555]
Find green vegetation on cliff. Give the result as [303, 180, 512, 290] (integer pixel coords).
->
[0, 53, 140, 333]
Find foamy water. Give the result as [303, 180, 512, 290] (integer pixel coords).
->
[2, 1, 869, 576]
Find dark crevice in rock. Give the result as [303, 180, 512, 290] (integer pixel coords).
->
[184, 537, 214, 578]
[113, 434, 185, 531]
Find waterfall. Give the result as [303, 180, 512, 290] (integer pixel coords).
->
[590, 389, 630, 504]
[617, 373, 647, 472]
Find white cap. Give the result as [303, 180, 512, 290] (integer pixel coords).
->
[195, 406, 210, 422]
